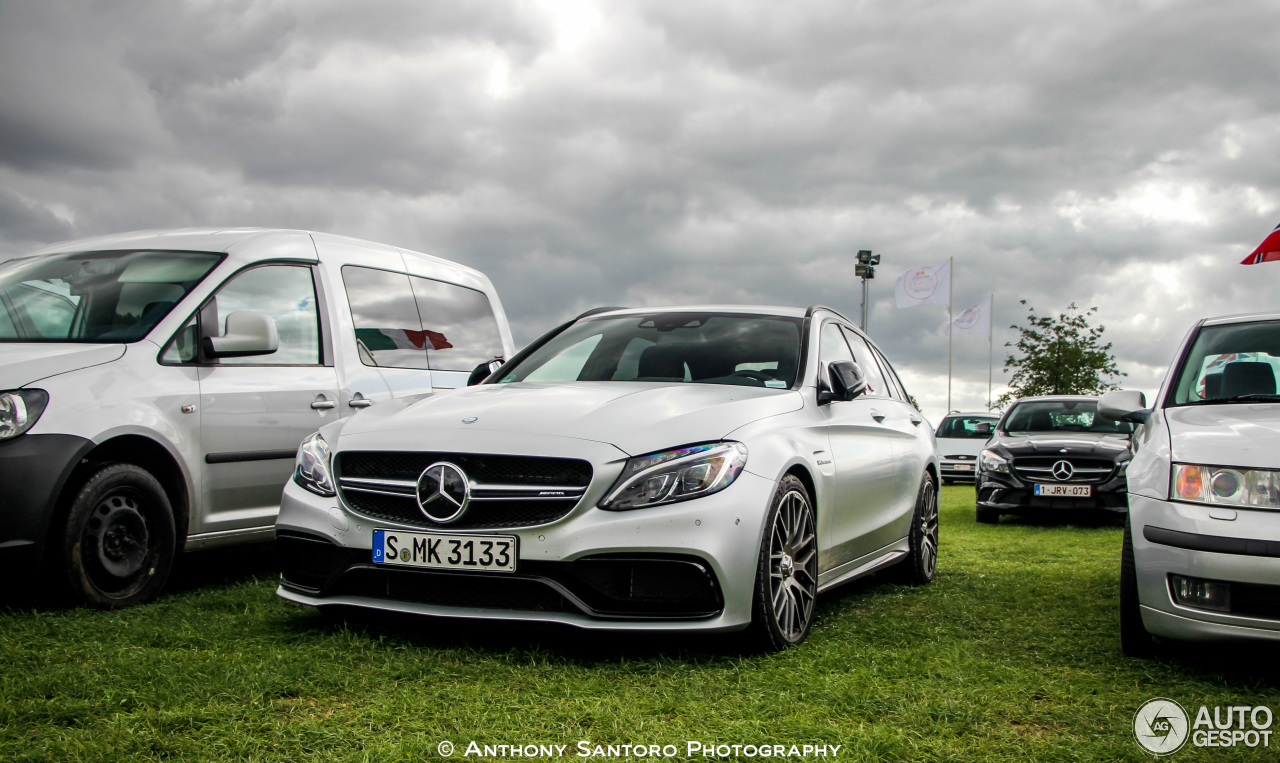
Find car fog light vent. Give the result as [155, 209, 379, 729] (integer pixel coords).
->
[1170, 575, 1232, 613]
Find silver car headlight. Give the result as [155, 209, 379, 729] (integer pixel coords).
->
[293, 432, 335, 497]
[1172, 463, 1280, 509]
[600, 442, 748, 511]
[0, 389, 48, 441]
[980, 449, 1010, 473]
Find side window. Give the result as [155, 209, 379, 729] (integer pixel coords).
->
[342, 266, 429, 370]
[159, 316, 198, 364]
[840, 327, 888, 398]
[213, 265, 321, 365]
[409, 276, 505, 371]
[818, 322, 856, 388]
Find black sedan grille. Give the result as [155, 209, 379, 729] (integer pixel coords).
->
[335, 451, 592, 530]
[1012, 456, 1116, 484]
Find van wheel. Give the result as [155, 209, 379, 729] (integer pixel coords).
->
[889, 472, 939, 585]
[748, 475, 818, 651]
[60, 463, 176, 609]
[1120, 516, 1156, 657]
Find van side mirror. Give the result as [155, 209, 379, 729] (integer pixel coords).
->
[468, 358, 505, 386]
[819, 360, 866, 404]
[1098, 389, 1151, 423]
[974, 422, 993, 436]
[203, 311, 279, 358]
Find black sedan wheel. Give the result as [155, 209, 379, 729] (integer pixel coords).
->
[749, 475, 818, 650]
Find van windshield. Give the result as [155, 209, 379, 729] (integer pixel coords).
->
[0, 250, 221, 343]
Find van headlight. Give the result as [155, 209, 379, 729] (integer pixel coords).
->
[980, 449, 1010, 473]
[600, 442, 748, 511]
[1172, 463, 1280, 509]
[0, 390, 48, 441]
[293, 432, 335, 497]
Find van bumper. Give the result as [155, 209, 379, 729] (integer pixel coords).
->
[0, 433, 94, 572]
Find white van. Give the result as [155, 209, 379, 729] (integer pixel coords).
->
[0, 228, 514, 607]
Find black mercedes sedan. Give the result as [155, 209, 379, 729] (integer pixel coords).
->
[975, 395, 1134, 523]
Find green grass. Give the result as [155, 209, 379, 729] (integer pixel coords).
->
[4, 486, 1279, 761]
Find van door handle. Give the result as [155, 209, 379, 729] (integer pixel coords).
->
[870, 409, 886, 423]
[311, 398, 336, 410]
[349, 398, 372, 409]
[909, 415, 923, 426]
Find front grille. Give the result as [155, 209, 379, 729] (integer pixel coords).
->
[335, 451, 593, 530]
[332, 567, 579, 613]
[1012, 456, 1115, 484]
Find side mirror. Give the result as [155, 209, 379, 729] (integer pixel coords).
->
[467, 358, 505, 386]
[819, 360, 866, 404]
[1098, 389, 1151, 423]
[974, 422, 993, 436]
[203, 311, 278, 358]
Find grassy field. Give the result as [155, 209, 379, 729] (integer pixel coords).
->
[4, 486, 1279, 762]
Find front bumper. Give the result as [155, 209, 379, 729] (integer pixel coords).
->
[976, 469, 1127, 514]
[0, 433, 94, 572]
[274, 464, 775, 632]
[1131, 493, 1280, 643]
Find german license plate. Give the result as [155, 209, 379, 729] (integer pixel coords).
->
[1034, 484, 1091, 497]
[372, 529, 517, 573]
[953, 464, 972, 471]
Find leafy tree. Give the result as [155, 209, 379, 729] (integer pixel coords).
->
[995, 301, 1124, 408]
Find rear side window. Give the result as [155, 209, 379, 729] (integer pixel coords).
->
[343, 266, 504, 372]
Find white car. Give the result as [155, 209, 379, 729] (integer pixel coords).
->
[275, 305, 940, 649]
[1102, 312, 1280, 654]
[0, 228, 513, 608]
[934, 411, 999, 484]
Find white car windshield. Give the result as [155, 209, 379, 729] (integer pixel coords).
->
[1170, 320, 1280, 405]
[497, 312, 804, 389]
[0, 250, 221, 343]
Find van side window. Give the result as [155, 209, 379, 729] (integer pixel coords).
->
[409, 276, 505, 371]
[213, 265, 321, 365]
[342, 266, 431, 370]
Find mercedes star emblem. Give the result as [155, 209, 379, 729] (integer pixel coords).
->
[416, 462, 471, 523]
[1051, 460, 1075, 481]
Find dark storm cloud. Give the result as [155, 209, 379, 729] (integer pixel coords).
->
[1, 0, 1278, 416]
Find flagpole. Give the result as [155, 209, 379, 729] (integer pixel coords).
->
[987, 294, 994, 410]
[947, 257, 953, 413]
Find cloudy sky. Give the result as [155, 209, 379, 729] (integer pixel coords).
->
[2, 0, 1278, 420]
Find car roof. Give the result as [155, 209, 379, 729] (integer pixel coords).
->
[1007, 395, 1100, 404]
[585, 305, 811, 319]
[1200, 312, 1280, 327]
[942, 411, 999, 418]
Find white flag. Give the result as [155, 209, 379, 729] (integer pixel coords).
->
[946, 296, 992, 335]
[894, 259, 951, 308]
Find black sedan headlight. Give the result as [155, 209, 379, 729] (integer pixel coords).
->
[600, 442, 748, 511]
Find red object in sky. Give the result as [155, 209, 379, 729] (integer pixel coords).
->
[1241, 223, 1280, 265]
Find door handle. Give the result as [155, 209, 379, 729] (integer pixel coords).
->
[311, 399, 336, 410]
[909, 415, 923, 426]
[349, 398, 372, 409]
[870, 409, 886, 423]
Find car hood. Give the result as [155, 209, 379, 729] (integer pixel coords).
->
[0, 343, 126, 389]
[992, 431, 1131, 459]
[1166, 404, 1280, 469]
[935, 437, 990, 458]
[335, 381, 804, 457]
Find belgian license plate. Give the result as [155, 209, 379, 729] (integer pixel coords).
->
[953, 464, 972, 471]
[1035, 484, 1091, 497]
[372, 529, 517, 573]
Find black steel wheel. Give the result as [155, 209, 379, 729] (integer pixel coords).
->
[61, 463, 176, 609]
[749, 475, 818, 651]
[1120, 515, 1156, 657]
[891, 472, 939, 585]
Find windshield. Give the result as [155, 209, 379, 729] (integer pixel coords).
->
[0, 250, 221, 343]
[1170, 320, 1280, 405]
[936, 415, 998, 439]
[1002, 400, 1134, 434]
[497, 312, 803, 389]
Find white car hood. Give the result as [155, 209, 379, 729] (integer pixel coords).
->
[1166, 404, 1280, 470]
[336, 381, 804, 457]
[0, 343, 125, 388]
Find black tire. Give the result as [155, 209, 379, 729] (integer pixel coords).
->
[890, 472, 939, 585]
[60, 463, 176, 609]
[748, 475, 818, 651]
[1120, 515, 1156, 657]
[975, 507, 999, 524]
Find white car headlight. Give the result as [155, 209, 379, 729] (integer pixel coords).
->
[293, 432, 335, 497]
[0, 389, 48, 441]
[600, 442, 748, 511]
[980, 448, 1010, 473]
[1172, 463, 1280, 509]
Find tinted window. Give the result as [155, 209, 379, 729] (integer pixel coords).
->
[1170, 321, 1280, 405]
[937, 415, 998, 439]
[212, 265, 321, 365]
[500, 312, 802, 389]
[840, 327, 888, 398]
[1003, 400, 1133, 434]
[409, 276, 504, 371]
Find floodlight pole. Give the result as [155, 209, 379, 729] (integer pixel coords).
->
[861, 277, 870, 331]
[855, 250, 879, 332]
